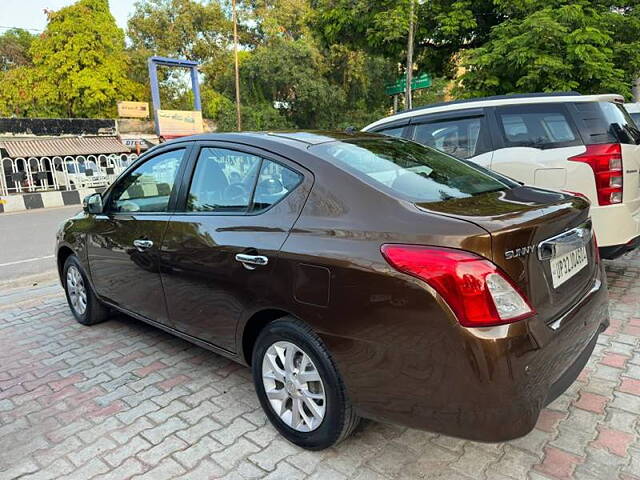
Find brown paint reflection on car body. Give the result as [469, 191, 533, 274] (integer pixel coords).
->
[56, 131, 609, 442]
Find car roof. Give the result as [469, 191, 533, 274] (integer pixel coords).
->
[158, 130, 382, 150]
[363, 92, 625, 131]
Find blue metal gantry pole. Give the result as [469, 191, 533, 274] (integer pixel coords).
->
[147, 56, 202, 136]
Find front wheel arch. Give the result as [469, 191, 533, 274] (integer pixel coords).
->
[57, 246, 75, 280]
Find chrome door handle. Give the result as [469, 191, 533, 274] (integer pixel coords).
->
[235, 253, 269, 270]
[133, 239, 154, 251]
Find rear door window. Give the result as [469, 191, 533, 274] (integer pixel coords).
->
[495, 104, 580, 149]
[412, 116, 488, 159]
[186, 147, 262, 213]
[185, 147, 303, 214]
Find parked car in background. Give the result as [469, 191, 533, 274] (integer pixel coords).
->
[625, 102, 640, 126]
[57, 132, 608, 449]
[364, 93, 640, 259]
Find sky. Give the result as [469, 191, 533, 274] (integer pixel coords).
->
[0, 0, 135, 33]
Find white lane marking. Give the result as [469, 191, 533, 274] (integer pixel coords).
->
[0, 255, 55, 267]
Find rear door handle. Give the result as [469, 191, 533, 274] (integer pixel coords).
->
[133, 239, 154, 251]
[235, 253, 269, 270]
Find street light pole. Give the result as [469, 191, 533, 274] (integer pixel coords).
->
[405, 0, 415, 111]
[232, 0, 242, 131]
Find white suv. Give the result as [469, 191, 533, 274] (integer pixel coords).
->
[364, 93, 640, 259]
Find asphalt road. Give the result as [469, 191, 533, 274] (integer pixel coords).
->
[0, 205, 81, 284]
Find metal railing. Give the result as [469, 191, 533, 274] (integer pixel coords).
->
[0, 153, 139, 196]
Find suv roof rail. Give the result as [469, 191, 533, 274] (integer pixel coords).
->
[404, 91, 583, 114]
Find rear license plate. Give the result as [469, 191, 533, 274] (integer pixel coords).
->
[550, 246, 588, 288]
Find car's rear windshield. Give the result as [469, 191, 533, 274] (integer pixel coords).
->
[312, 137, 514, 203]
[572, 101, 640, 145]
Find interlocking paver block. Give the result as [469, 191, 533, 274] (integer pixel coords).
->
[130, 457, 185, 480]
[140, 417, 188, 445]
[0, 250, 637, 479]
[137, 436, 188, 465]
[172, 435, 224, 469]
[103, 436, 152, 468]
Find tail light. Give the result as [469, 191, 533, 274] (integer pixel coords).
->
[568, 144, 623, 206]
[381, 245, 535, 327]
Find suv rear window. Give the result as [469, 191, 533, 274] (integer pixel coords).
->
[495, 104, 580, 149]
[571, 101, 640, 145]
[312, 137, 513, 203]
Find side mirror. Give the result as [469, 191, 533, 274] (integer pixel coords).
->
[83, 193, 103, 214]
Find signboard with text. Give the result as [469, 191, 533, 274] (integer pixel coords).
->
[157, 110, 204, 137]
[117, 101, 150, 118]
[385, 73, 432, 96]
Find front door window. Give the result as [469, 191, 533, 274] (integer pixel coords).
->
[109, 149, 186, 213]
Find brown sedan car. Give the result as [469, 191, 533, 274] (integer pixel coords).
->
[56, 132, 609, 450]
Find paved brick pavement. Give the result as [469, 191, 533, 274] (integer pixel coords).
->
[0, 251, 639, 480]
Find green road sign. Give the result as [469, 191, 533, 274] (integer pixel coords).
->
[385, 73, 431, 96]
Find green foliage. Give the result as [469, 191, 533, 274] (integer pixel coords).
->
[310, 0, 413, 61]
[0, 0, 143, 117]
[5, 0, 640, 127]
[412, 76, 450, 108]
[0, 67, 39, 116]
[250, 0, 313, 40]
[456, 3, 640, 98]
[311, 0, 502, 76]
[238, 39, 343, 128]
[216, 102, 294, 131]
[128, 0, 234, 62]
[0, 28, 36, 72]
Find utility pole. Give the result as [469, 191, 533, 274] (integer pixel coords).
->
[232, 0, 242, 131]
[405, 0, 415, 111]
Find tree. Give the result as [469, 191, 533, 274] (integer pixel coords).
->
[0, 67, 40, 117]
[128, 0, 235, 61]
[250, 0, 313, 41]
[127, 0, 241, 111]
[217, 39, 344, 128]
[0, 28, 36, 72]
[310, 0, 415, 62]
[456, 3, 640, 98]
[310, 0, 502, 77]
[8, 0, 144, 117]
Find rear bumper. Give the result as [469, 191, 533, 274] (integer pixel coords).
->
[590, 201, 640, 247]
[330, 266, 609, 442]
[599, 234, 640, 259]
[544, 326, 602, 406]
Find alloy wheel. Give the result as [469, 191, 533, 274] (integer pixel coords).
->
[261, 340, 326, 432]
[66, 265, 87, 315]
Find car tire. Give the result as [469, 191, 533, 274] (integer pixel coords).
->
[63, 255, 109, 326]
[252, 317, 360, 450]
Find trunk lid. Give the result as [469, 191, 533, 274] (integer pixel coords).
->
[417, 185, 598, 323]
